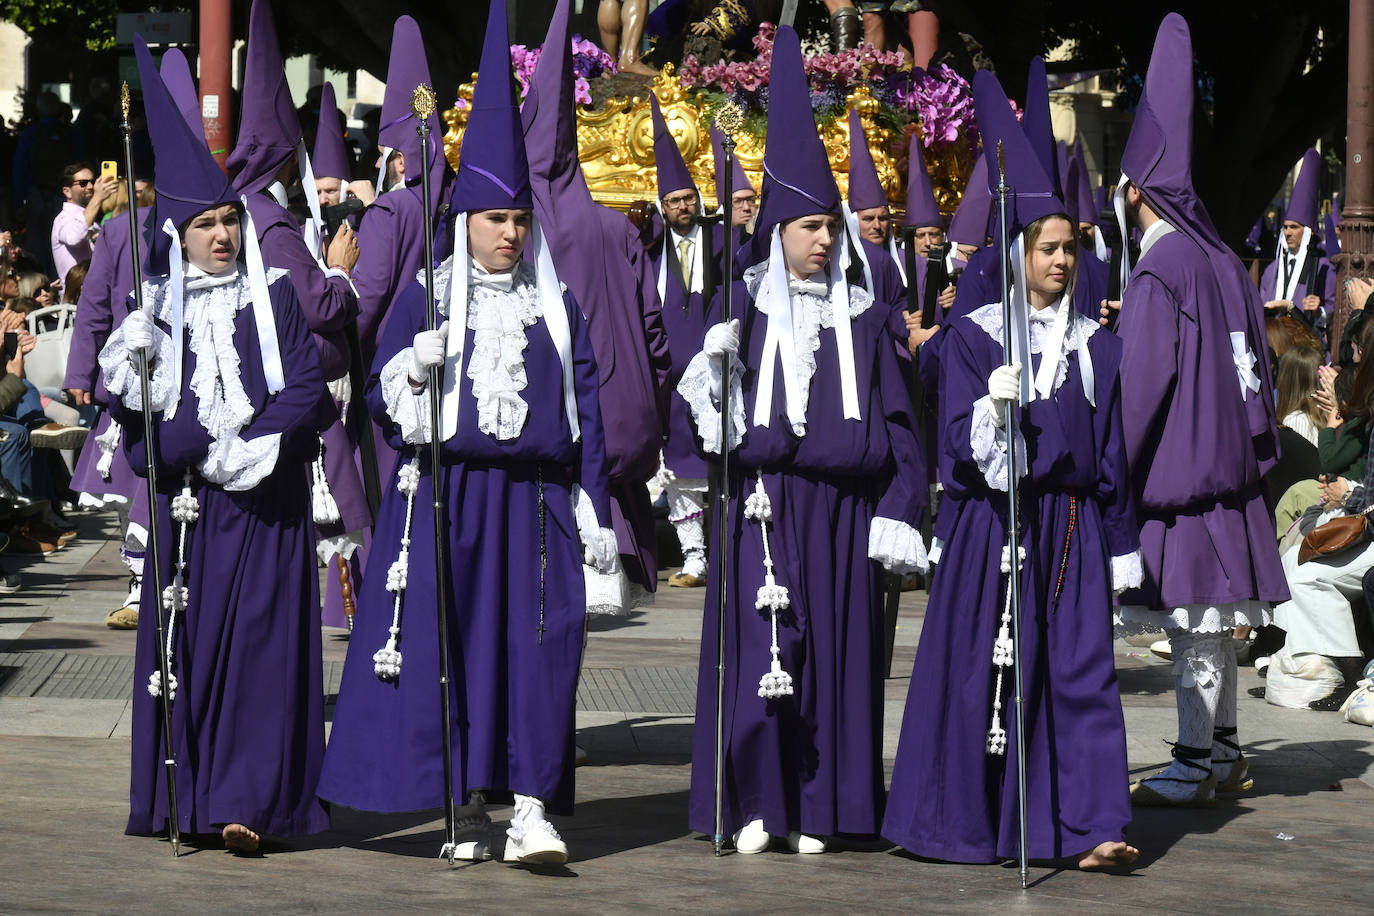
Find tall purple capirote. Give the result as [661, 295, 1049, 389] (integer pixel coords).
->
[845, 108, 887, 212]
[134, 35, 237, 272]
[711, 124, 754, 208]
[904, 130, 942, 229]
[451, 0, 531, 213]
[1119, 11, 1279, 468]
[947, 155, 990, 247]
[227, 0, 301, 195]
[1072, 142, 1097, 225]
[1020, 57, 1061, 194]
[377, 16, 446, 213]
[747, 24, 840, 263]
[158, 48, 205, 142]
[974, 68, 1066, 233]
[1284, 147, 1322, 231]
[312, 82, 352, 181]
[650, 93, 696, 199]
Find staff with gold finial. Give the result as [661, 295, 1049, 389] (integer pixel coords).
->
[412, 82, 459, 866]
[994, 139, 1030, 889]
[120, 80, 182, 858]
[710, 100, 743, 859]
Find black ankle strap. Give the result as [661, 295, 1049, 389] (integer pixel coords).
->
[1169, 741, 1213, 772]
[1213, 726, 1241, 754]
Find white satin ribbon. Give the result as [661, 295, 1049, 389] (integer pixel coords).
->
[1029, 292, 1095, 408]
[841, 204, 876, 293]
[1006, 235, 1033, 404]
[1113, 173, 1131, 295]
[888, 233, 906, 285]
[752, 224, 862, 433]
[375, 145, 395, 197]
[297, 140, 327, 267]
[160, 219, 185, 420]
[1092, 225, 1107, 263]
[240, 197, 285, 396]
[437, 213, 578, 443]
[1274, 226, 1312, 303]
[1231, 330, 1262, 401]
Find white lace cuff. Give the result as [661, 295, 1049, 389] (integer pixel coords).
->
[867, 516, 929, 575]
[1111, 550, 1144, 595]
[199, 432, 281, 491]
[379, 347, 433, 445]
[572, 483, 619, 574]
[98, 323, 177, 413]
[970, 394, 1026, 491]
[677, 350, 745, 454]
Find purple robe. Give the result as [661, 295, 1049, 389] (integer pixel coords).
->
[65, 208, 150, 503]
[111, 274, 334, 838]
[318, 274, 610, 816]
[654, 222, 724, 480]
[1116, 229, 1288, 608]
[246, 193, 374, 628]
[1258, 251, 1338, 319]
[885, 307, 1135, 862]
[685, 277, 926, 838]
[521, 13, 672, 591]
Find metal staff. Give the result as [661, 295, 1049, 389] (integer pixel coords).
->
[995, 141, 1029, 889]
[712, 102, 743, 857]
[412, 85, 459, 865]
[121, 82, 181, 857]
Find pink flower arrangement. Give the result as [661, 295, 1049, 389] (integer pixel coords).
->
[508, 35, 617, 107]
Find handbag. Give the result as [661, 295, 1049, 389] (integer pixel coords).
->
[1298, 504, 1374, 564]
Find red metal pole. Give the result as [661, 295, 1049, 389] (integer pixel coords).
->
[1333, 0, 1374, 355]
[198, 0, 233, 172]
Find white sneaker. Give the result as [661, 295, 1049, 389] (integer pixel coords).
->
[445, 840, 492, 861]
[732, 818, 769, 854]
[504, 821, 568, 865]
[786, 831, 827, 854]
[1149, 638, 1173, 662]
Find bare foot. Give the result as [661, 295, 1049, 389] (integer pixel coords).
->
[222, 823, 260, 854]
[619, 59, 659, 77]
[1078, 840, 1138, 869]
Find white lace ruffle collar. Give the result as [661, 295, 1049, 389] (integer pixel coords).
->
[966, 299, 1099, 400]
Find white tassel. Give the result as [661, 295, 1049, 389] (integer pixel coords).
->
[375, 458, 422, 681]
[748, 472, 794, 701]
[311, 436, 341, 525]
[148, 472, 197, 703]
[986, 541, 1024, 756]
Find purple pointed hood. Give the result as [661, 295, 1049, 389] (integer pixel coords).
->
[845, 108, 886, 211]
[451, 0, 531, 213]
[135, 36, 237, 273]
[1056, 140, 1070, 200]
[378, 16, 447, 212]
[904, 133, 942, 229]
[975, 68, 1066, 233]
[227, 0, 300, 195]
[312, 82, 351, 181]
[1326, 200, 1341, 253]
[711, 124, 753, 208]
[159, 48, 205, 142]
[947, 154, 990, 247]
[1284, 147, 1321, 231]
[752, 25, 840, 244]
[650, 94, 696, 199]
[1021, 57, 1061, 193]
[1120, 11, 1279, 470]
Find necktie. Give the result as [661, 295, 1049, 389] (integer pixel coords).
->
[677, 238, 694, 291]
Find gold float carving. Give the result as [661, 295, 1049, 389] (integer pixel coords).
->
[443, 63, 968, 219]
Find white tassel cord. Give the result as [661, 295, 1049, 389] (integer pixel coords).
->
[147, 472, 199, 702]
[311, 435, 342, 525]
[746, 472, 793, 700]
[986, 541, 1024, 756]
[373, 458, 421, 680]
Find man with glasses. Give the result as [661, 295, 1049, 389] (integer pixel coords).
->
[649, 94, 723, 588]
[50, 162, 115, 283]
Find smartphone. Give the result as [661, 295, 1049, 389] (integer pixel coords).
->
[101, 160, 118, 181]
[2, 332, 16, 362]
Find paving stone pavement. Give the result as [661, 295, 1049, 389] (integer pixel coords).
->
[2, 508, 1373, 913]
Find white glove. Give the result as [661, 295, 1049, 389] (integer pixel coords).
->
[987, 362, 1021, 428]
[703, 319, 740, 359]
[409, 321, 449, 384]
[123, 309, 155, 354]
